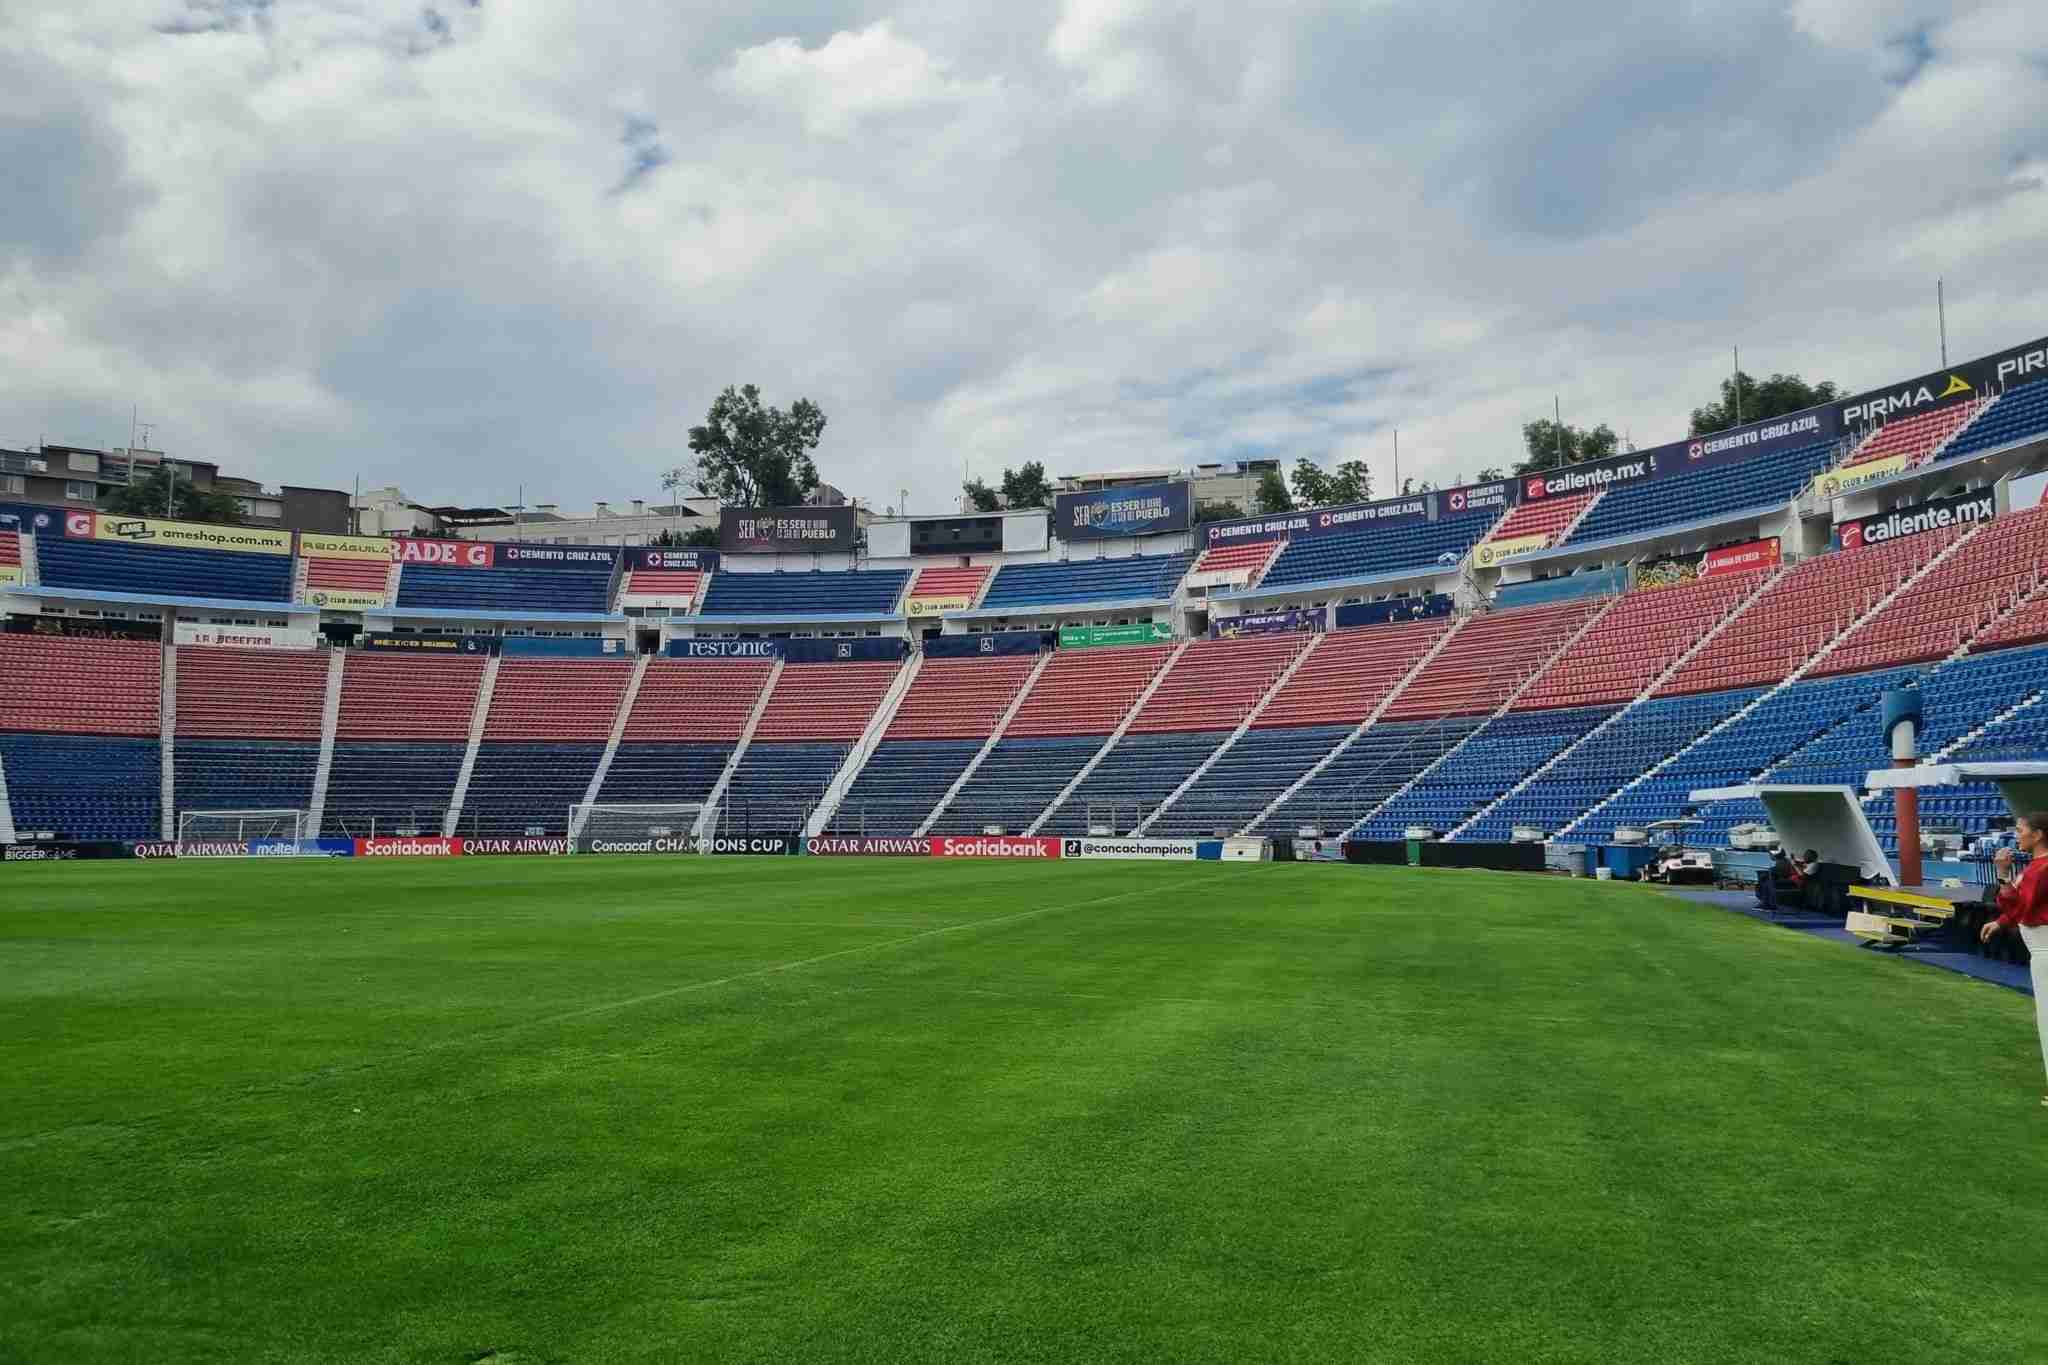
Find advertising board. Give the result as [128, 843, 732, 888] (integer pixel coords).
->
[1058, 837, 1200, 860]
[1473, 534, 1549, 567]
[300, 532, 393, 561]
[719, 506, 858, 554]
[804, 836, 933, 856]
[1808, 454, 1909, 500]
[1837, 489, 1997, 550]
[1838, 335, 2048, 429]
[172, 623, 318, 650]
[354, 836, 466, 857]
[362, 632, 499, 655]
[0, 501, 63, 536]
[1054, 482, 1192, 542]
[924, 633, 1045, 659]
[1057, 622, 1172, 649]
[463, 836, 573, 855]
[703, 835, 802, 855]
[930, 835, 1062, 858]
[1202, 494, 1431, 548]
[1210, 607, 1324, 639]
[1699, 538, 1781, 578]
[578, 834, 703, 855]
[625, 547, 719, 572]
[907, 596, 972, 618]
[392, 537, 494, 568]
[63, 510, 292, 556]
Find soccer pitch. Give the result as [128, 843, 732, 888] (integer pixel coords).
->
[3, 858, 2045, 1363]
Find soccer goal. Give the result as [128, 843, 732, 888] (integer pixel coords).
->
[568, 802, 708, 854]
[175, 808, 308, 854]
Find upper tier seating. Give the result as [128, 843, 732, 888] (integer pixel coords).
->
[1188, 540, 1281, 586]
[1512, 571, 1765, 711]
[171, 646, 329, 820]
[1657, 532, 1959, 695]
[979, 554, 1192, 610]
[303, 554, 389, 604]
[1256, 509, 1495, 590]
[1562, 440, 1835, 547]
[1483, 491, 1596, 547]
[1127, 634, 1307, 734]
[599, 658, 775, 806]
[36, 536, 293, 603]
[1938, 382, 2048, 463]
[1841, 398, 1991, 469]
[619, 565, 702, 603]
[698, 568, 909, 618]
[396, 564, 615, 614]
[1252, 618, 1451, 729]
[905, 565, 989, 610]
[0, 635, 162, 735]
[483, 660, 633, 741]
[1814, 506, 2048, 676]
[1003, 644, 1175, 737]
[322, 652, 485, 834]
[1360, 705, 1616, 838]
[1381, 598, 1606, 721]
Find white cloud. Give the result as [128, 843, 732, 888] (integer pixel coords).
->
[723, 22, 984, 137]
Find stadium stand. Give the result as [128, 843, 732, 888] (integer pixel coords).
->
[396, 562, 616, 614]
[1040, 634, 1307, 833]
[1841, 398, 1992, 469]
[1380, 598, 1608, 720]
[698, 568, 908, 618]
[461, 660, 634, 836]
[1561, 440, 1835, 547]
[1187, 540, 1281, 588]
[36, 536, 293, 603]
[978, 554, 1191, 610]
[1365, 705, 1619, 838]
[1254, 508, 1495, 589]
[0, 635, 164, 840]
[1511, 570, 1766, 710]
[173, 646, 326, 819]
[302, 549, 391, 606]
[1259, 716, 1485, 836]
[829, 654, 1037, 832]
[1937, 383, 2048, 463]
[930, 644, 1173, 833]
[321, 652, 485, 836]
[596, 658, 776, 807]
[618, 562, 704, 607]
[904, 565, 989, 612]
[1482, 491, 1597, 548]
[0, 531, 20, 581]
[724, 661, 901, 831]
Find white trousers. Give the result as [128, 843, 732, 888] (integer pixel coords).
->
[2025, 923, 2048, 1091]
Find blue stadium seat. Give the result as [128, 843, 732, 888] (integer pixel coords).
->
[459, 742, 606, 837]
[1562, 441, 1835, 548]
[1255, 717, 1484, 835]
[979, 555, 1192, 610]
[175, 740, 318, 818]
[698, 569, 909, 617]
[397, 566, 614, 614]
[1255, 511, 1493, 591]
[828, 738, 981, 834]
[1373, 705, 1615, 838]
[321, 742, 467, 837]
[1939, 382, 2048, 463]
[597, 742, 736, 807]
[929, 736, 1103, 834]
[1039, 730, 1225, 835]
[1149, 723, 1351, 837]
[722, 742, 847, 832]
[0, 734, 162, 841]
[35, 537, 293, 603]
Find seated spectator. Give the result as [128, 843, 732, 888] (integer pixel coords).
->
[1756, 848, 1803, 913]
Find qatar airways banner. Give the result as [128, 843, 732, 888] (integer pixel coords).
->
[805, 836, 933, 856]
[1699, 538, 1781, 579]
[463, 836, 572, 855]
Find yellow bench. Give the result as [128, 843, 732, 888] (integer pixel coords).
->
[1848, 885, 1959, 923]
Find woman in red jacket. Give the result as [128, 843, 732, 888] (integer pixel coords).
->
[1979, 812, 2048, 1105]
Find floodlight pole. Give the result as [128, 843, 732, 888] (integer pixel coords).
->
[1732, 347, 1742, 425]
[1938, 278, 1948, 367]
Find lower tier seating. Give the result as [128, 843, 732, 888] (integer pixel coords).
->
[827, 738, 983, 833]
[1369, 705, 1616, 837]
[928, 736, 1103, 834]
[597, 742, 736, 807]
[1148, 723, 1351, 837]
[0, 733, 162, 841]
[1039, 730, 1224, 835]
[174, 740, 318, 821]
[322, 742, 467, 836]
[721, 742, 846, 833]
[1255, 717, 1484, 836]
[458, 742, 606, 837]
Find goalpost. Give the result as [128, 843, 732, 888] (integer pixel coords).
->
[175, 808, 309, 855]
[568, 802, 709, 854]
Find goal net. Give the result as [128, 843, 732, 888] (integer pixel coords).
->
[569, 802, 708, 854]
[175, 808, 308, 855]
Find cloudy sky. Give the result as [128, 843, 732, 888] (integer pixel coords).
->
[3, 1, 2045, 513]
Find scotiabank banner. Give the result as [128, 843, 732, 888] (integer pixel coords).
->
[930, 835, 1062, 859]
[805, 836, 933, 856]
[463, 836, 572, 855]
[355, 836, 465, 857]
[1700, 538, 1781, 578]
[1058, 837, 1200, 861]
[1838, 489, 1997, 550]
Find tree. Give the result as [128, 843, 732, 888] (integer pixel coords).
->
[1324, 459, 1372, 505]
[663, 384, 825, 508]
[1476, 465, 1505, 482]
[101, 465, 243, 524]
[1399, 477, 1436, 496]
[961, 461, 1053, 512]
[1690, 371, 1840, 436]
[1515, 419, 1619, 475]
[1194, 499, 1244, 525]
[1253, 470, 1293, 515]
[652, 525, 718, 548]
[1288, 458, 1331, 508]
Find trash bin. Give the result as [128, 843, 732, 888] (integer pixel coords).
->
[1404, 837, 1423, 867]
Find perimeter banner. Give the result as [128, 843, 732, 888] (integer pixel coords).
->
[463, 836, 573, 855]
[930, 835, 1062, 858]
[1837, 489, 1996, 549]
[392, 537, 494, 569]
[625, 547, 718, 572]
[804, 836, 933, 856]
[1839, 335, 2048, 429]
[362, 632, 499, 655]
[300, 531, 393, 561]
[1472, 534, 1549, 567]
[1210, 607, 1324, 639]
[907, 596, 973, 618]
[702, 835, 802, 855]
[720, 506, 858, 554]
[1808, 454, 1908, 500]
[1058, 837, 1200, 860]
[1203, 494, 1432, 548]
[354, 836, 466, 857]
[63, 510, 292, 556]
[1054, 481, 1192, 542]
[0, 501, 63, 536]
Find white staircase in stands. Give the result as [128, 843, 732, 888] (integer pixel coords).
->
[695, 658, 785, 839]
[305, 648, 348, 836]
[571, 653, 653, 839]
[0, 742, 15, 844]
[159, 637, 178, 840]
[1134, 633, 1323, 835]
[805, 653, 922, 837]
[1024, 638, 1193, 837]
[440, 653, 500, 837]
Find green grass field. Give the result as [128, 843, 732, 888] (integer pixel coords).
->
[3, 856, 2045, 1364]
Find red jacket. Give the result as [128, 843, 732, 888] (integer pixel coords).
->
[1995, 856, 2048, 929]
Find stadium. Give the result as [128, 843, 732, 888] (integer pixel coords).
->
[9, 4, 2048, 1360]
